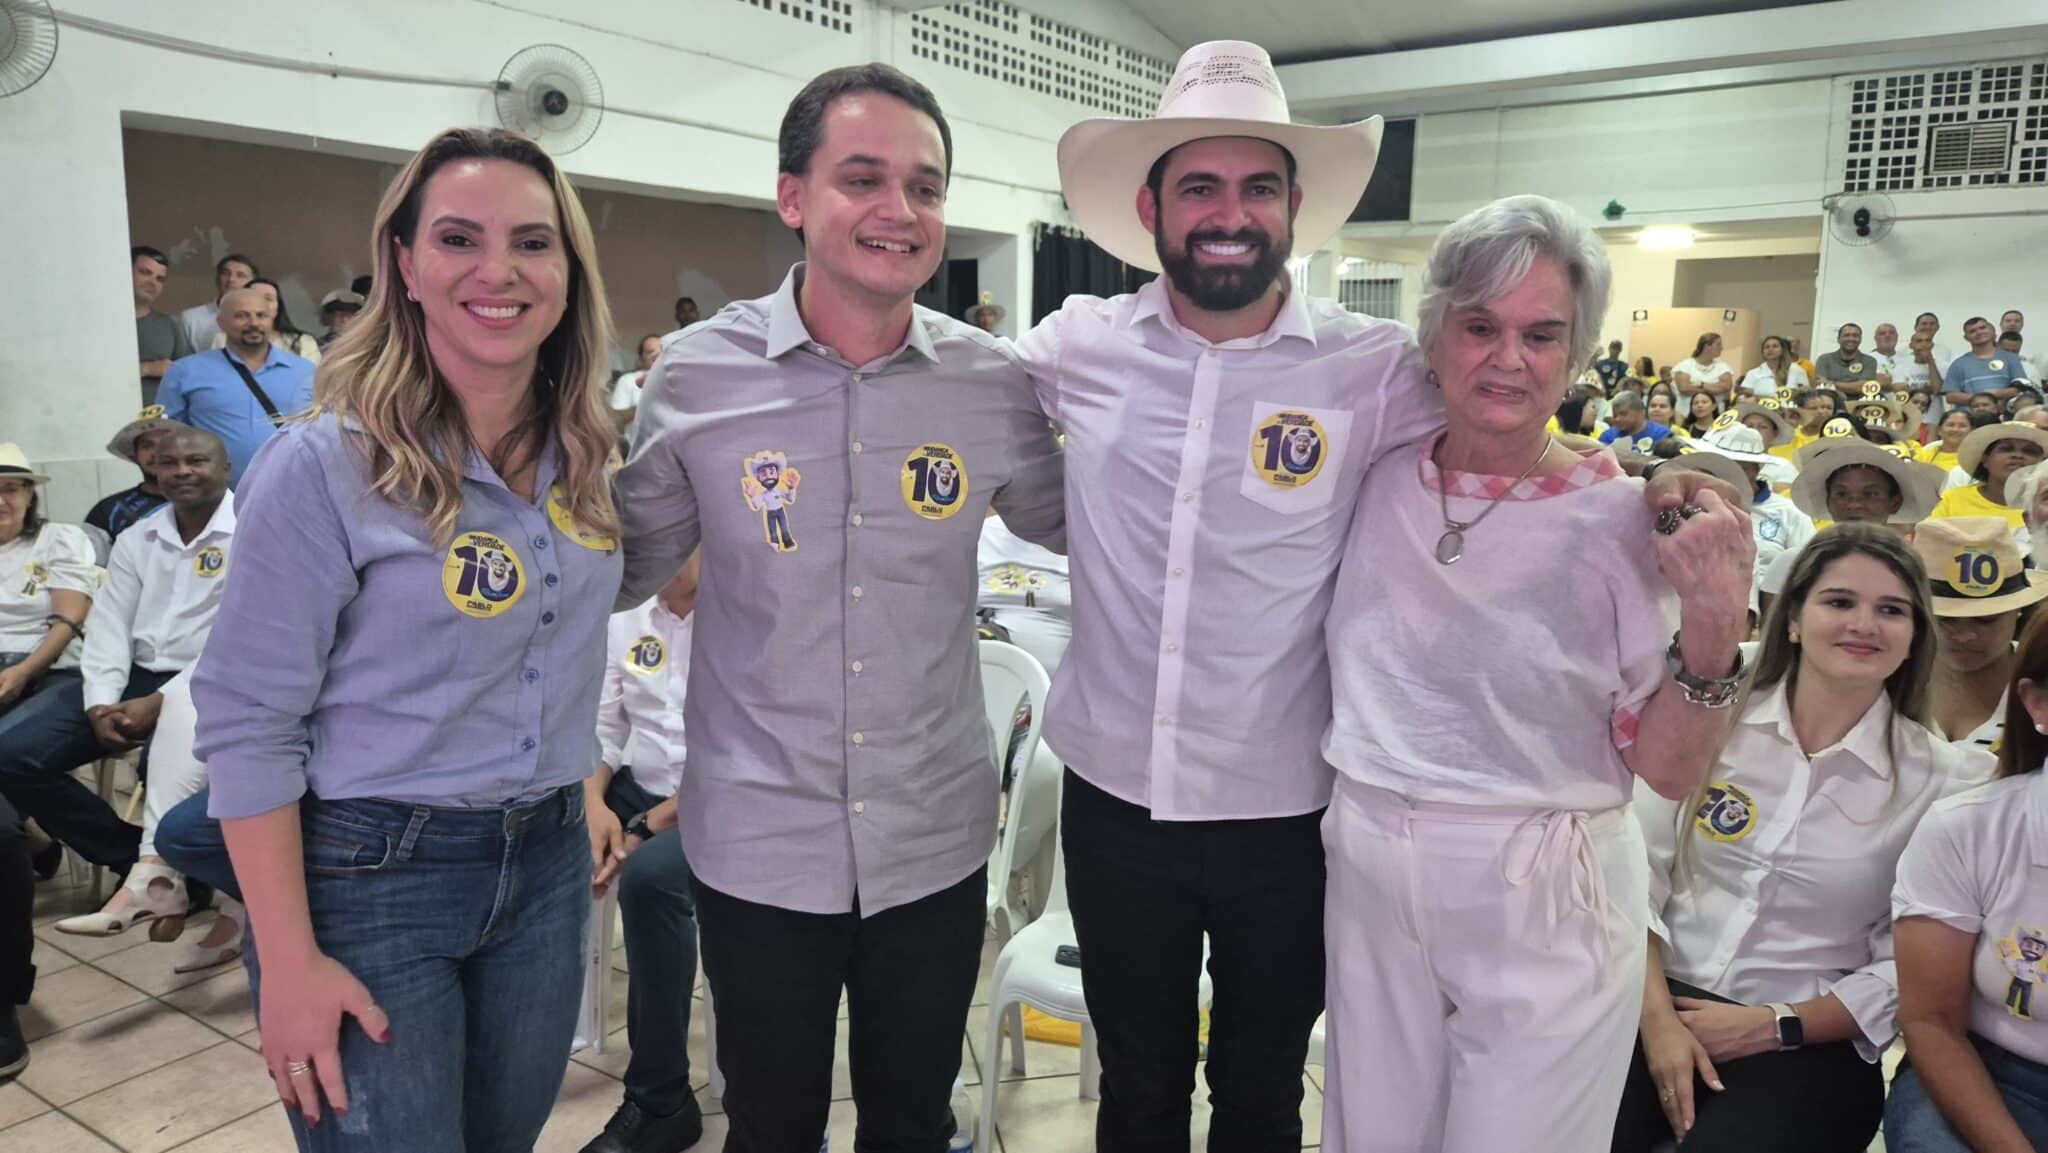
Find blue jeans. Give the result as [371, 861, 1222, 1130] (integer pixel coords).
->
[602, 768, 698, 1115]
[246, 786, 591, 1152]
[157, 788, 236, 900]
[1886, 1033, 2048, 1150]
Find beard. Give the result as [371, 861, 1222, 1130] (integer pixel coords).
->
[1155, 225, 1292, 312]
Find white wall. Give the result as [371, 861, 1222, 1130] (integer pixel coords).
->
[2, 0, 1082, 517]
[1813, 188, 2048, 343]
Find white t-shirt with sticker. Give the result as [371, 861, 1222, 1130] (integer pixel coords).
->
[1323, 438, 1674, 811]
[1894, 768, 2048, 1064]
[1675, 357, 1737, 392]
[1740, 362, 1810, 398]
[1639, 682, 1993, 1058]
[0, 523, 95, 665]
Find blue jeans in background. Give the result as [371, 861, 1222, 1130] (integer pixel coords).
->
[601, 768, 698, 1116]
[156, 788, 235, 900]
[1885, 1032, 2048, 1151]
[244, 786, 591, 1152]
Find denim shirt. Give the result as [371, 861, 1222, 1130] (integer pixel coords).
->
[197, 414, 623, 819]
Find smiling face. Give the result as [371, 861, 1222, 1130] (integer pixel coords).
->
[1427, 255, 1576, 440]
[1837, 325, 1863, 356]
[1874, 323, 1898, 353]
[776, 91, 948, 311]
[218, 289, 274, 352]
[1939, 410, 1972, 448]
[154, 432, 230, 510]
[0, 478, 31, 545]
[1140, 136, 1302, 314]
[394, 157, 571, 389]
[1937, 611, 2020, 675]
[1793, 552, 1918, 690]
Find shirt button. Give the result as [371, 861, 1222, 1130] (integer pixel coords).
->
[851, 513, 864, 526]
[1181, 492, 1195, 503]
[523, 668, 540, 684]
[544, 573, 559, 588]
[851, 660, 864, 673]
[1172, 567, 1186, 577]
[853, 801, 866, 814]
[534, 536, 549, 550]
[520, 737, 537, 752]
[1165, 642, 1179, 653]
[542, 611, 556, 625]
[851, 585, 864, 599]
[852, 441, 864, 454]
[852, 732, 866, 746]
[851, 373, 867, 383]
[1194, 419, 1207, 429]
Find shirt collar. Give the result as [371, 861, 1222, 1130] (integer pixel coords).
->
[1743, 680, 1897, 780]
[1127, 276, 1318, 351]
[221, 344, 290, 372]
[461, 433, 562, 501]
[764, 263, 939, 367]
[143, 489, 237, 547]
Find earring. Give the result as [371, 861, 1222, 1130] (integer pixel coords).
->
[407, 288, 419, 302]
[1788, 630, 1801, 644]
[2036, 722, 2048, 735]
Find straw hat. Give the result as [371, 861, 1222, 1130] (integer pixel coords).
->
[1693, 422, 1777, 464]
[1793, 417, 1869, 469]
[1957, 421, 2048, 478]
[1720, 404, 1793, 447]
[0, 444, 48, 485]
[1788, 438, 1943, 523]
[1659, 443, 1749, 493]
[1057, 40, 1383, 272]
[105, 405, 186, 464]
[964, 290, 1005, 324]
[1911, 516, 2048, 617]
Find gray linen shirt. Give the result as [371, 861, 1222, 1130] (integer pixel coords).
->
[614, 265, 1065, 916]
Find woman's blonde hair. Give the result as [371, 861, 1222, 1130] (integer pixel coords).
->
[311, 127, 618, 544]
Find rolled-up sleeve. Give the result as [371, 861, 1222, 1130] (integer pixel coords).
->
[196, 432, 359, 819]
[1828, 918, 1901, 1062]
[615, 354, 701, 608]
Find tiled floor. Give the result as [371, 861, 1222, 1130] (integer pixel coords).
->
[5, 875, 1324, 1151]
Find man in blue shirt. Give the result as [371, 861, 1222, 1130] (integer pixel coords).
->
[1592, 339, 1629, 391]
[156, 287, 315, 486]
[1942, 315, 2032, 408]
[1598, 390, 1674, 453]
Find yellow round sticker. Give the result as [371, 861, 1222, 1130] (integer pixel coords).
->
[193, 546, 226, 579]
[1992, 360, 2007, 372]
[625, 634, 666, 675]
[1711, 410, 1741, 432]
[547, 484, 615, 552]
[1822, 417, 1856, 439]
[1949, 548, 2007, 597]
[1760, 396, 1782, 411]
[442, 532, 527, 618]
[1249, 411, 1329, 489]
[901, 443, 970, 520]
[1694, 782, 1759, 843]
[1861, 380, 1883, 398]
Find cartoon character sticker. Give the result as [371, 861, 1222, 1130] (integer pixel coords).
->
[193, 546, 226, 579]
[442, 532, 526, 618]
[985, 563, 1047, 596]
[1694, 782, 1759, 843]
[1249, 411, 1330, 489]
[902, 443, 970, 520]
[742, 451, 801, 552]
[18, 562, 46, 598]
[547, 484, 616, 552]
[626, 634, 666, 676]
[1997, 927, 2048, 1019]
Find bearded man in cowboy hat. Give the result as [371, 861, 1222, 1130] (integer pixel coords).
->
[1017, 39, 1733, 1151]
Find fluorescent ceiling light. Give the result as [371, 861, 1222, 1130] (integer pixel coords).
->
[1638, 226, 1696, 249]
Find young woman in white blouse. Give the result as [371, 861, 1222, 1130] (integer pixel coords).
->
[1889, 610, 2048, 1151]
[1674, 333, 1737, 399]
[1613, 524, 1994, 1152]
[1739, 335, 1810, 400]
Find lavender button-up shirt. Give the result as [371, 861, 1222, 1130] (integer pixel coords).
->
[614, 264, 1066, 916]
[197, 415, 623, 820]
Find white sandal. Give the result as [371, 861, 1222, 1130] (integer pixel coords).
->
[53, 861, 189, 938]
[172, 897, 245, 973]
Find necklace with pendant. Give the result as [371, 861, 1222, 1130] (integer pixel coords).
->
[1433, 436, 1556, 566]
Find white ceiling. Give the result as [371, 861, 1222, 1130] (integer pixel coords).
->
[1112, 0, 1832, 63]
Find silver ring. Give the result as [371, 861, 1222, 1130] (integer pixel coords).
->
[1658, 1086, 1676, 1102]
[287, 1060, 314, 1077]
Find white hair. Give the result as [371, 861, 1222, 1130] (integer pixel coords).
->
[1417, 194, 1613, 373]
[2008, 460, 2048, 526]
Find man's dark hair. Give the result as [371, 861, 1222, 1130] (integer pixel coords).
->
[778, 64, 953, 179]
[2004, 309, 2025, 323]
[1970, 409, 2004, 429]
[350, 274, 373, 296]
[1966, 316, 1993, 330]
[1837, 322, 1861, 336]
[130, 245, 169, 270]
[216, 253, 258, 277]
[1145, 141, 1298, 205]
[674, 296, 696, 309]
[2001, 331, 2025, 348]
[1917, 311, 1940, 326]
[1607, 340, 1622, 354]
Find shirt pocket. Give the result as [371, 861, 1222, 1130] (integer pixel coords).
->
[1239, 402, 1354, 514]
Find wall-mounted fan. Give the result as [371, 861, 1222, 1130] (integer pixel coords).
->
[494, 45, 604, 155]
[0, 0, 59, 98]
[1824, 192, 1896, 247]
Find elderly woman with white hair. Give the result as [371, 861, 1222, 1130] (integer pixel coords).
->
[1319, 194, 1755, 1152]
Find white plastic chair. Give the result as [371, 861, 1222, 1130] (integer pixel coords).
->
[977, 640, 1051, 942]
[572, 886, 617, 1054]
[976, 776, 1214, 1153]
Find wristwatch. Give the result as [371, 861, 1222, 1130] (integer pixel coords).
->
[1666, 637, 1746, 709]
[1767, 1002, 1804, 1050]
[624, 810, 653, 841]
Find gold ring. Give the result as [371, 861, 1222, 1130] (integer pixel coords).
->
[287, 1060, 314, 1077]
[1659, 1087, 1675, 1102]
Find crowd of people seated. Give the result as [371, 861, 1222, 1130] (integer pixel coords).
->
[7, 35, 2048, 1153]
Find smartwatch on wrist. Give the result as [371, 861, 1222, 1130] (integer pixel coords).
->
[1767, 1002, 1804, 1050]
[624, 810, 653, 841]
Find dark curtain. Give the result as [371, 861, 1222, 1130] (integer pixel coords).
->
[1031, 223, 1156, 325]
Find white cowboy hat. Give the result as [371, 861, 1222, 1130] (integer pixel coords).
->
[0, 443, 48, 485]
[1659, 444, 1749, 494]
[963, 290, 1005, 324]
[1958, 421, 2048, 478]
[1911, 516, 2048, 617]
[105, 405, 187, 464]
[1694, 422, 1777, 465]
[1056, 40, 1383, 273]
[1722, 403, 1793, 447]
[1788, 438, 1943, 523]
